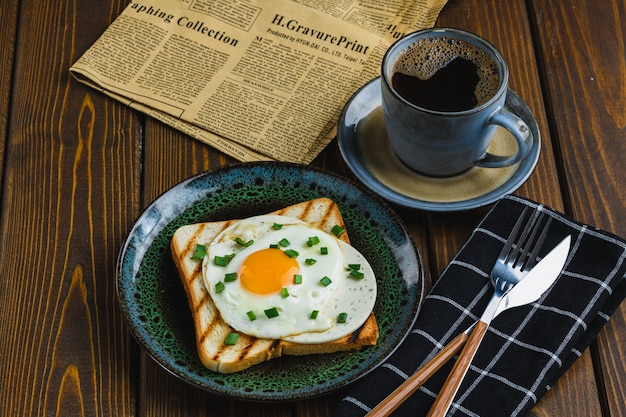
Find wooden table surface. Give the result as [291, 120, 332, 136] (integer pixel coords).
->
[1, 0, 624, 415]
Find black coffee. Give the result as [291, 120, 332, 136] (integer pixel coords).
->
[390, 36, 501, 112]
[392, 58, 478, 111]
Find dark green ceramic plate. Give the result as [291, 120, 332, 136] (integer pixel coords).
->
[116, 162, 423, 401]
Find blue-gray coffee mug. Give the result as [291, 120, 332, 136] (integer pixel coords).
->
[381, 28, 532, 177]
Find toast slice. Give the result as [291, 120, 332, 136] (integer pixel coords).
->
[170, 197, 379, 373]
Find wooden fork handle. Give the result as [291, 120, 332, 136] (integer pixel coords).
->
[366, 331, 469, 417]
[426, 320, 489, 417]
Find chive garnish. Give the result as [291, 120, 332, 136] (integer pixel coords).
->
[235, 237, 254, 247]
[284, 249, 299, 258]
[337, 312, 348, 323]
[215, 282, 225, 293]
[320, 276, 332, 286]
[348, 264, 361, 270]
[264, 307, 279, 318]
[272, 223, 283, 230]
[305, 258, 317, 265]
[320, 247, 328, 255]
[224, 272, 237, 282]
[310, 310, 319, 319]
[349, 269, 365, 280]
[224, 333, 239, 345]
[214, 253, 235, 266]
[191, 244, 207, 260]
[307, 236, 320, 247]
[294, 274, 303, 284]
[269, 243, 279, 249]
[246, 311, 256, 321]
[281, 287, 289, 298]
[331, 225, 345, 237]
[214, 256, 228, 266]
[279, 238, 291, 247]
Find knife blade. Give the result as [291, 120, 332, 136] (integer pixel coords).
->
[426, 235, 571, 417]
[366, 235, 571, 417]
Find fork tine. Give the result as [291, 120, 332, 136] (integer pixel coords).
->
[510, 210, 552, 271]
[498, 207, 530, 259]
[522, 213, 552, 270]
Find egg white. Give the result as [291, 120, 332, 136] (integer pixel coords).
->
[202, 214, 377, 343]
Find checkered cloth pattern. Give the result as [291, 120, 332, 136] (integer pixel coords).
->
[333, 195, 626, 417]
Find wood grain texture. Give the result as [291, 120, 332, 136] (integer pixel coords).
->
[0, 0, 19, 182]
[1, 0, 622, 416]
[0, 0, 140, 416]
[529, 1, 626, 417]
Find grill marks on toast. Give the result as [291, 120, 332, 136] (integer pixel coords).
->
[171, 198, 378, 373]
[275, 198, 350, 243]
[318, 200, 340, 236]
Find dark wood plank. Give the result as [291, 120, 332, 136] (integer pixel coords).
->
[434, 1, 604, 416]
[0, 0, 140, 415]
[0, 0, 20, 182]
[528, 1, 626, 416]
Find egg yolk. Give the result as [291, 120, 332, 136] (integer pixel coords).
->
[239, 248, 299, 295]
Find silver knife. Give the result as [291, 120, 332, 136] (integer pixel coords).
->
[366, 235, 571, 417]
[426, 235, 571, 417]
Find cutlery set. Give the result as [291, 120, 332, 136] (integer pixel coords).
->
[367, 209, 571, 417]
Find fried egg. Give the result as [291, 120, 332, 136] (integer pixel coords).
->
[202, 214, 376, 343]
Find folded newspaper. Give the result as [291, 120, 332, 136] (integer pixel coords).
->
[70, 0, 447, 163]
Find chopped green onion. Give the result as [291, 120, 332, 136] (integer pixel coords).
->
[348, 264, 361, 271]
[214, 253, 235, 266]
[269, 243, 279, 249]
[310, 310, 319, 319]
[272, 223, 283, 230]
[279, 238, 291, 247]
[284, 249, 299, 258]
[307, 236, 320, 247]
[264, 307, 279, 318]
[294, 274, 303, 284]
[224, 332, 239, 345]
[191, 244, 207, 260]
[337, 312, 348, 323]
[320, 247, 328, 255]
[305, 258, 317, 265]
[235, 237, 254, 247]
[320, 276, 332, 287]
[281, 287, 289, 298]
[246, 311, 256, 321]
[349, 269, 365, 280]
[215, 282, 225, 293]
[224, 272, 238, 282]
[331, 225, 345, 237]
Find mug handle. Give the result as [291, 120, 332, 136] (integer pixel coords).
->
[475, 109, 533, 168]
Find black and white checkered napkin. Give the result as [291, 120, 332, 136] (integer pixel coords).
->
[334, 195, 626, 417]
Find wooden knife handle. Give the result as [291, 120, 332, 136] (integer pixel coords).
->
[366, 331, 469, 417]
[426, 320, 489, 417]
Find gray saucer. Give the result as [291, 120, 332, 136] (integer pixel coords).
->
[337, 77, 540, 212]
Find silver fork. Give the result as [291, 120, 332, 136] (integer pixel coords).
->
[426, 207, 552, 417]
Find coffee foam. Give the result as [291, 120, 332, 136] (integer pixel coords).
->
[391, 36, 501, 106]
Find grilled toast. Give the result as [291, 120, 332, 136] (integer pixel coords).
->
[170, 197, 379, 373]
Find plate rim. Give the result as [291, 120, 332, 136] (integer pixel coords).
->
[116, 161, 424, 401]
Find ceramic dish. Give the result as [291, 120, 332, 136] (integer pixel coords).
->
[337, 77, 541, 211]
[116, 162, 423, 401]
